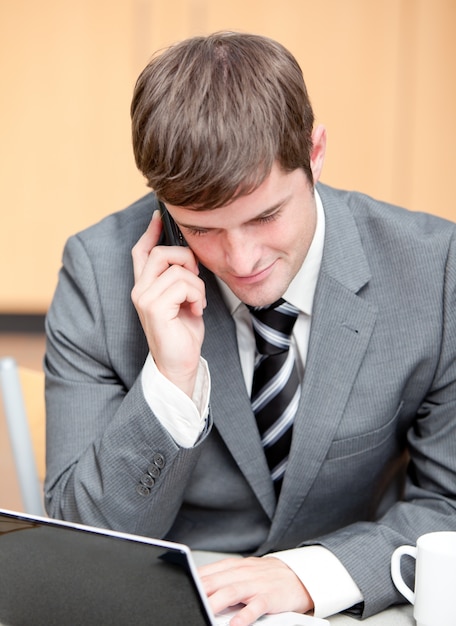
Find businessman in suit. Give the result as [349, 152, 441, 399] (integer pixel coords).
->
[44, 32, 456, 623]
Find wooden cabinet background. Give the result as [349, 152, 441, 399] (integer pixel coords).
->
[1, 0, 455, 313]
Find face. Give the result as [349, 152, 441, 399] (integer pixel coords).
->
[165, 127, 326, 307]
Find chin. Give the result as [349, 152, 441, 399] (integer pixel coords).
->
[237, 289, 285, 308]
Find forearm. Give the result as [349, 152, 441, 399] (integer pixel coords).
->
[44, 229, 212, 536]
[306, 494, 456, 618]
[44, 367, 206, 536]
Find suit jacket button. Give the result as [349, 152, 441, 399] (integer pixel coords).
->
[136, 484, 151, 497]
[140, 473, 155, 488]
[147, 464, 160, 478]
[152, 452, 165, 469]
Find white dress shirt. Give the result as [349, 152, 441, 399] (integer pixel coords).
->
[141, 190, 362, 617]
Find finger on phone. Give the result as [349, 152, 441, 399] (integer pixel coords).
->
[132, 210, 163, 281]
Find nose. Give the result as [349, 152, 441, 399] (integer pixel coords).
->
[223, 229, 260, 275]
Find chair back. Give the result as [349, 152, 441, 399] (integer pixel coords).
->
[0, 357, 46, 516]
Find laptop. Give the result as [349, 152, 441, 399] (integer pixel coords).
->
[0, 508, 328, 626]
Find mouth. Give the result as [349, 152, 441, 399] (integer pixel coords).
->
[230, 261, 276, 285]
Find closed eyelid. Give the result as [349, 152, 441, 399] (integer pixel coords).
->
[184, 227, 209, 236]
[251, 204, 285, 224]
[178, 196, 289, 233]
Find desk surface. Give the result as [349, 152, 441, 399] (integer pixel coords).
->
[329, 605, 413, 625]
[193, 551, 414, 626]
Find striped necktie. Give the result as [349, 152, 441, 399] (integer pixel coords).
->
[249, 298, 300, 494]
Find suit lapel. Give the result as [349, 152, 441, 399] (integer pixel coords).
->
[201, 271, 277, 519]
[266, 185, 378, 545]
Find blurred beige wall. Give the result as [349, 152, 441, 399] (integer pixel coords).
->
[1, 0, 455, 313]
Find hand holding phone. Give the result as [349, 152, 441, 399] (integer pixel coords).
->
[131, 202, 205, 397]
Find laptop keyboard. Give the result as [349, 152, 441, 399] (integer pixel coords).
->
[214, 617, 232, 626]
[213, 607, 240, 625]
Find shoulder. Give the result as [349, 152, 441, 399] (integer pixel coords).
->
[57, 193, 159, 284]
[70, 193, 159, 253]
[317, 182, 456, 244]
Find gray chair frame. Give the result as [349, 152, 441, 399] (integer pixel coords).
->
[0, 356, 45, 515]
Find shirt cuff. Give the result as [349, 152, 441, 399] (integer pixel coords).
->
[141, 353, 211, 447]
[269, 546, 363, 618]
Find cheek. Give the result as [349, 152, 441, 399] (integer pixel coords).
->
[187, 238, 219, 269]
[293, 210, 315, 247]
[268, 221, 299, 252]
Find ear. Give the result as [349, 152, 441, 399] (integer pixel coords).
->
[310, 124, 327, 183]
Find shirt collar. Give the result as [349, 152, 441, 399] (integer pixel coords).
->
[217, 188, 325, 317]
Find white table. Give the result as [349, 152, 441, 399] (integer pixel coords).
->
[193, 551, 415, 625]
[329, 605, 414, 625]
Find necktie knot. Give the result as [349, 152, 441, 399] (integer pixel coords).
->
[248, 298, 299, 356]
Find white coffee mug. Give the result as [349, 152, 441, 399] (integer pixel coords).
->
[391, 531, 456, 626]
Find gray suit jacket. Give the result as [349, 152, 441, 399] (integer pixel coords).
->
[44, 183, 456, 617]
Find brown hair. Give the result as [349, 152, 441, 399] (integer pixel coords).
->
[131, 32, 315, 209]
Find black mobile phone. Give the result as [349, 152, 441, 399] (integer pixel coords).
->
[159, 201, 187, 247]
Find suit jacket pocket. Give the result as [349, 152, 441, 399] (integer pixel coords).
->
[326, 401, 404, 460]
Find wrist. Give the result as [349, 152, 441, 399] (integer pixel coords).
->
[156, 363, 199, 397]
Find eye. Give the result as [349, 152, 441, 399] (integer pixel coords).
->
[257, 213, 279, 224]
[256, 209, 281, 225]
[184, 227, 209, 237]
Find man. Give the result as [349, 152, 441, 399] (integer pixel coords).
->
[44, 32, 456, 623]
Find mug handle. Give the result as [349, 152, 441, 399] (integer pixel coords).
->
[391, 545, 417, 604]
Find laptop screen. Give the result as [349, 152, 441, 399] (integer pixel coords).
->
[0, 509, 212, 626]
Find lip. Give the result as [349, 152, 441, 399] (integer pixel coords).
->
[230, 261, 276, 285]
